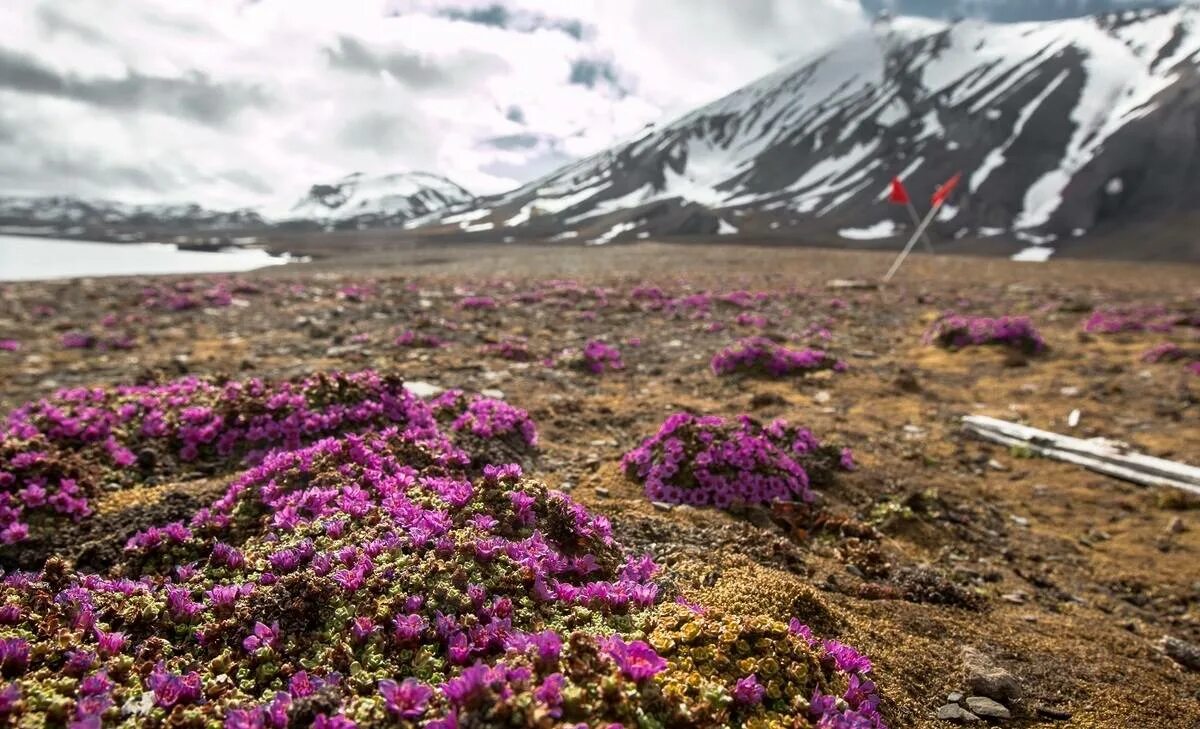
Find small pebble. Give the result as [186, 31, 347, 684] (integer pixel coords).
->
[947, 692, 963, 703]
[594, 487, 610, 498]
[965, 696, 1011, 719]
[651, 501, 673, 512]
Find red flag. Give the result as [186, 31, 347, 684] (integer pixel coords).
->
[888, 177, 910, 205]
[931, 172, 962, 207]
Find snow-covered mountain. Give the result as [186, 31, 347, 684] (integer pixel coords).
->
[285, 172, 475, 230]
[0, 197, 265, 233]
[419, 5, 1200, 257]
[0, 172, 474, 240]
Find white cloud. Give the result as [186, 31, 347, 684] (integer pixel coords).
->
[0, 0, 866, 212]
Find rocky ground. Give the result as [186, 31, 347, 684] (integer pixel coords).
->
[0, 244, 1197, 727]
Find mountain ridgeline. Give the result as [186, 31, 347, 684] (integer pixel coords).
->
[426, 6, 1200, 258]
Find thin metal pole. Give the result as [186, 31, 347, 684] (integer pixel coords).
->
[884, 201, 942, 282]
[905, 201, 936, 254]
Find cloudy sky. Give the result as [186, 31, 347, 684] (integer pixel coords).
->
[0, 0, 1175, 212]
[0, 0, 870, 212]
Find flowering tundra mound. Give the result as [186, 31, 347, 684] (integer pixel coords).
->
[0, 424, 885, 727]
[429, 389, 539, 469]
[711, 337, 845, 378]
[0, 372, 536, 548]
[622, 414, 854, 508]
[1082, 306, 1199, 334]
[924, 314, 1047, 355]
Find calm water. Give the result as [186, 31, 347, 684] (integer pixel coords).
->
[0, 234, 294, 281]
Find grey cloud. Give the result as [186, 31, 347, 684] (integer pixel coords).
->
[324, 36, 450, 88]
[323, 36, 507, 89]
[439, 3, 510, 28]
[0, 149, 168, 194]
[486, 132, 541, 150]
[337, 111, 416, 151]
[220, 169, 273, 195]
[0, 48, 268, 125]
[434, 3, 586, 39]
[36, 5, 107, 44]
[505, 105, 525, 124]
[568, 59, 619, 90]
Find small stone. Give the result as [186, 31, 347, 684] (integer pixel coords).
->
[651, 501, 673, 512]
[1000, 592, 1027, 604]
[480, 388, 505, 400]
[594, 487, 610, 498]
[962, 647, 1022, 703]
[558, 481, 574, 492]
[1059, 386, 1079, 396]
[402, 381, 444, 399]
[1167, 516, 1187, 534]
[1035, 705, 1072, 721]
[813, 390, 832, 404]
[987, 459, 1008, 472]
[936, 703, 980, 722]
[1161, 635, 1200, 672]
[965, 696, 1011, 719]
[947, 692, 963, 703]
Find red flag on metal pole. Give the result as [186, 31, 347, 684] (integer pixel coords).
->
[931, 172, 962, 207]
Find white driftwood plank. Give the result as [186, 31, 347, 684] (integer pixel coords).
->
[962, 416, 1200, 497]
[963, 415, 1200, 487]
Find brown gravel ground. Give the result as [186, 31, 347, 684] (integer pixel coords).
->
[1, 243, 1198, 727]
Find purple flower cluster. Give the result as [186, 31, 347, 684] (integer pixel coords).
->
[0, 371, 494, 544]
[1142, 343, 1200, 375]
[925, 314, 1047, 354]
[711, 337, 846, 378]
[139, 279, 258, 311]
[459, 295, 498, 310]
[1083, 306, 1197, 334]
[621, 413, 854, 508]
[430, 390, 539, 458]
[482, 339, 534, 361]
[789, 619, 886, 728]
[394, 330, 446, 348]
[579, 340, 624, 374]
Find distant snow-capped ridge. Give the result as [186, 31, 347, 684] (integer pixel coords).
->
[286, 171, 475, 229]
[0, 196, 265, 230]
[417, 5, 1200, 256]
[0, 172, 476, 236]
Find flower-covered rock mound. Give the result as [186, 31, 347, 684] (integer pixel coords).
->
[711, 338, 846, 378]
[622, 414, 854, 508]
[0, 372, 534, 547]
[429, 389, 540, 470]
[0, 372, 438, 545]
[0, 422, 887, 728]
[924, 314, 1047, 355]
[1083, 306, 1199, 334]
